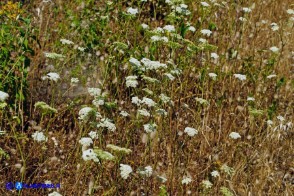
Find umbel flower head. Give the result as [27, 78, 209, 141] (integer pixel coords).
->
[82, 149, 100, 163]
[32, 131, 48, 142]
[106, 144, 132, 155]
[138, 166, 153, 177]
[120, 164, 133, 179]
[93, 148, 115, 161]
[41, 72, 60, 82]
[0, 91, 9, 102]
[78, 107, 94, 121]
[35, 101, 57, 114]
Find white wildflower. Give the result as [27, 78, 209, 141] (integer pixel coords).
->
[208, 73, 217, 79]
[229, 132, 241, 139]
[78, 107, 94, 121]
[82, 149, 99, 162]
[42, 72, 60, 82]
[138, 109, 151, 117]
[88, 88, 101, 96]
[141, 97, 156, 107]
[0, 91, 9, 101]
[60, 38, 74, 45]
[233, 74, 246, 81]
[44, 52, 64, 59]
[164, 73, 175, 81]
[188, 26, 196, 32]
[271, 23, 279, 31]
[32, 131, 48, 142]
[132, 96, 141, 106]
[120, 164, 133, 179]
[211, 170, 220, 178]
[201, 29, 212, 36]
[155, 27, 164, 33]
[163, 25, 175, 32]
[129, 57, 142, 67]
[126, 76, 139, 88]
[120, 111, 130, 117]
[79, 137, 93, 147]
[267, 120, 273, 126]
[157, 175, 167, 183]
[48, 191, 62, 196]
[88, 131, 99, 139]
[141, 58, 167, 70]
[92, 98, 105, 107]
[141, 23, 149, 29]
[77, 47, 85, 52]
[70, 78, 79, 86]
[199, 38, 207, 43]
[201, 180, 213, 189]
[182, 176, 192, 185]
[239, 17, 247, 22]
[159, 94, 171, 103]
[144, 123, 157, 133]
[247, 97, 255, 101]
[211, 52, 219, 59]
[286, 9, 294, 15]
[201, 2, 210, 7]
[184, 127, 198, 137]
[269, 46, 279, 53]
[139, 166, 153, 177]
[97, 118, 116, 132]
[242, 7, 252, 13]
[127, 7, 138, 15]
[267, 74, 277, 79]
[277, 115, 285, 122]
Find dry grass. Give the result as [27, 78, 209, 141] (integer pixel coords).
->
[0, 0, 293, 195]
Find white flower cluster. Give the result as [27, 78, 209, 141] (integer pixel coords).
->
[163, 73, 175, 81]
[127, 7, 138, 15]
[129, 57, 168, 71]
[78, 107, 94, 121]
[120, 164, 133, 179]
[233, 74, 246, 81]
[44, 52, 64, 59]
[60, 38, 74, 45]
[159, 94, 171, 103]
[144, 123, 157, 133]
[120, 111, 130, 117]
[229, 132, 241, 139]
[151, 35, 169, 42]
[0, 91, 9, 102]
[270, 23, 279, 31]
[88, 131, 99, 139]
[138, 165, 153, 177]
[97, 118, 116, 132]
[201, 29, 212, 36]
[82, 149, 99, 163]
[182, 176, 192, 185]
[79, 137, 93, 147]
[137, 109, 151, 117]
[163, 25, 175, 32]
[141, 58, 167, 70]
[88, 88, 101, 96]
[41, 72, 60, 82]
[184, 127, 198, 137]
[48, 191, 62, 196]
[32, 131, 48, 142]
[201, 180, 213, 189]
[126, 76, 139, 88]
[141, 97, 156, 107]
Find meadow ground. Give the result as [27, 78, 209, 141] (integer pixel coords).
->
[0, 0, 293, 195]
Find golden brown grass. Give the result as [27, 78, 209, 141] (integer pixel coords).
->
[0, 0, 293, 195]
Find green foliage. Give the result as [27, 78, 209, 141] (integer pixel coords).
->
[0, 2, 33, 109]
